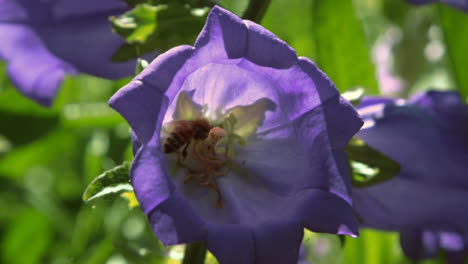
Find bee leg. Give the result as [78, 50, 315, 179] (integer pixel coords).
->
[181, 140, 191, 159]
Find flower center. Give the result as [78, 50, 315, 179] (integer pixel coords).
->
[163, 114, 245, 208]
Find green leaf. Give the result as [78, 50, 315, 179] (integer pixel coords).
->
[312, 0, 378, 94]
[345, 138, 400, 187]
[1, 209, 53, 264]
[111, 4, 162, 44]
[438, 5, 468, 100]
[60, 102, 124, 128]
[262, 0, 315, 59]
[83, 162, 133, 202]
[342, 87, 365, 107]
[111, 3, 207, 62]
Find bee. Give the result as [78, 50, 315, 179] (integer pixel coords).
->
[163, 118, 212, 156]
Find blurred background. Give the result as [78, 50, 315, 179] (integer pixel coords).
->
[0, 0, 466, 263]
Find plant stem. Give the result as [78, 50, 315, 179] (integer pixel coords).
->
[242, 0, 271, 23]
[182, 242, 207, 264]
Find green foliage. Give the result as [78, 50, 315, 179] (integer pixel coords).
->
[111, 4, 162, 44]
[312, 0, 379, 94]
[83, 162, 133, 202]
[111, 3, 208, 62]
[1, 209, 52, 264]
[438, 5, 468, 100]
[262, 0, 315, 58]
[346, 138, 400, 187]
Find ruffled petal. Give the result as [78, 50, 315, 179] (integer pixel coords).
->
[244, 20, 297, 69]
[194, 6, 248, 60]
[137, 45, 194, 95]
[130, 146, 175, 215]
[147, 192, 206, 245]
[0, 24, 76, 106]
[298, 189, 359, 237]
[110, 80, 167, 145]
[110, 46, 194, 144]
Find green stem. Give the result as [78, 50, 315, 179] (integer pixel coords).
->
[182, 242, 207, 264]
[242, 0, 271, 23]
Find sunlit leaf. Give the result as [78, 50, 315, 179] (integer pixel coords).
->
[312, 0, 378, 94]
[346, 138, 400, 187]
[438, 5, 468, 100]
[83, 162, 132, 202]
[111, 3, 207, 62]
[60, 102, 124, 128]
[111, 4, 162, 44]
[342, 87, 365, 107]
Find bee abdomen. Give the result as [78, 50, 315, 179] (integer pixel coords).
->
[163, 133, 185, 153]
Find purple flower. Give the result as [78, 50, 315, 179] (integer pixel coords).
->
[406, 0, 468, 11]
[353, 91, 468, 262]
[0, 0, 154, 106]
[110, 6, 362, 264]
[401, 230, 468, 263]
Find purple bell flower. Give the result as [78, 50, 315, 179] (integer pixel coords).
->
[0, 0, 155, 106]
[353, 91, 468, 263]
[110, 6, 362, 264]
[406, 0, 468, 11]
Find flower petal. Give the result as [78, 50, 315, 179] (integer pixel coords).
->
[244, 21, 297, 69]
[252, 222, 304, 264]
[137, 45, 194, 95]
[147, 192, 207, 245]
[0, 24, 76, 106]
[353, 178, 468, 233]
[131, 146, 175, 215]
[400, 229, 439, 260]
[194, 6, 248, 60]
[110, 45, 194, 144]
[36, 16, 146, 79]
[298, 189, 359, 237]
[357, 103, 468, 188]
[110, 80, 167, 145]
[206, 224, 254, 264]
[51, 0, 127, 19]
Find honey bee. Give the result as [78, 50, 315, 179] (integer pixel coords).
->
[163, 118, 212, 156]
